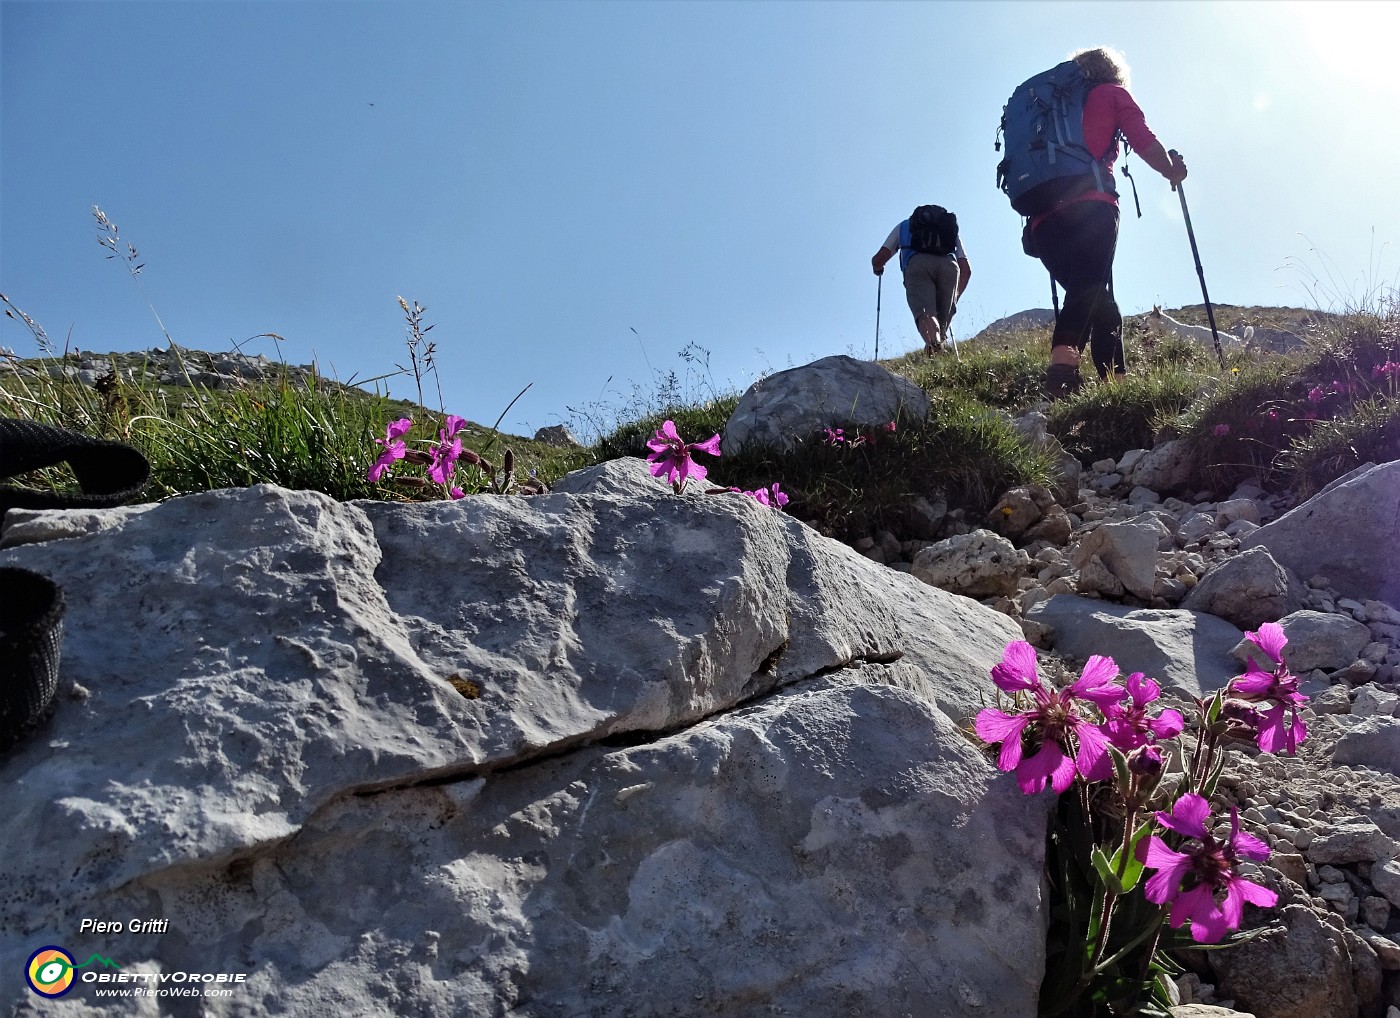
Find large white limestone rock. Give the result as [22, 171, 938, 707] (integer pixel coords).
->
[0, 483, 1042, 1016]
[722, 355, 930, 455]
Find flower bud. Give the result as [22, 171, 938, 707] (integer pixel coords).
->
[1128, 745, 1163, 776]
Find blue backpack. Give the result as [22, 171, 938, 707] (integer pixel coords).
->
[995, 60, 1117, 217]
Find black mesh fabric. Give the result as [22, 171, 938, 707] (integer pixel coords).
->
[0, 567, 65, 754]
[0, 417, 149, 752]
[0, 417, 151, 516]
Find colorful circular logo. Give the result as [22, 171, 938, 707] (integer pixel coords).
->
[26, 946, 76, 998]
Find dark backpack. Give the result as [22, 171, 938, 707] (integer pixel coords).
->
[995, 60, 1117, 217]
[907, 205, 959, 257]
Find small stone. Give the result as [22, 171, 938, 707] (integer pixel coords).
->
[1362, 895, 1391, 931]
[1310, 685, 1353, 715]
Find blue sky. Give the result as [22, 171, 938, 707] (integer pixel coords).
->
[2, 0, 1397, 439]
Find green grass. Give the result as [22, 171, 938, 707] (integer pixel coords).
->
[0, 344, 591, 503]
[5, 277, 1398, 539]
[708, 390, 1053, 541]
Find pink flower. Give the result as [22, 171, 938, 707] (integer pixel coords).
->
[1101, 672, 1185, 751]
[368, 418, 413, 482]
[1228, 622, 1308, 754]
[822, 427, 845, 446]
[1267, 410, 1278, 421]
[883, 421, 898, 433]
[427, 415, 468, 486]
[975, 642, 1125, 794]
[646, 420, 721, 492]
[1212, 424, 1230, 437]
[729, 482, 790, 510]
[1307, 386, 1324, 404]
[1138, 794, 1277, 943]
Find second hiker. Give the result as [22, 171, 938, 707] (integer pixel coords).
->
[996, 47, 1188, 399]
[872, 204, 972, 356]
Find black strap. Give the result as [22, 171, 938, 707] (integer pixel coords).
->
[0, 566, 65, 755]
[0, 418, 150, 518]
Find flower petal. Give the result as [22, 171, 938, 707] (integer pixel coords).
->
[1141, 839, 1192, 905]
[1124, 672, 1160, 705]
[1148, 708, 1186, 740]
[1246, 622, 1288, 665]
[1017, 741, 1069, 795]
[1230, 665, 1277, 698]
[1158, 793, 1211, 840]
[1175, 885, 1228, 943]
[690, 433, 722, 457]
[1229, 808, 1272, 861]
[1070, 655, 1125, 707]
[991, 641, 1041, 692]
[975, 709, 1029, 759]
[1072, 721, 1113, 782]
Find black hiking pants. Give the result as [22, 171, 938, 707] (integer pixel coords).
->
[1033, 200, 1125, 378]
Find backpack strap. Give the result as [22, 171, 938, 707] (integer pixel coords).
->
[0, 566, 64, 755]
[0, 418, 151, 519]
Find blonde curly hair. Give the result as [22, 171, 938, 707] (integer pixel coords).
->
[1071, 47, 1130, 88]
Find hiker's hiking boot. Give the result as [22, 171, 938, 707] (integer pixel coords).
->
[1044, 364, 1083, 401]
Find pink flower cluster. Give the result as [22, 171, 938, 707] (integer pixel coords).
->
[1372, 361, 1400, 380]
[821, 421, 897, 448]
[1139, 794, 1277, 943]
[730, 483, 790, 510]
[975, 642, 1181, 796]
[1226, 621, 1308, 753]
[976, 625, 1304, 944]
[646, 420, 721, 493]
[367, 416, 472, 499]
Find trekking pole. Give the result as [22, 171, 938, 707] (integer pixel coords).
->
[874, 273, 882, 361]
[1170, 151, 1226, 370]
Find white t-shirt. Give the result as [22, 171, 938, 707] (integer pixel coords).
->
[884, 224, 967, 262]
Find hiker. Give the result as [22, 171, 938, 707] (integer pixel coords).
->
[871, 205, 971, 355]
[997, 47, 1188, 398]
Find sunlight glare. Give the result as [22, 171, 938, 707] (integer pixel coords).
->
[1285, 0, 1400, 95]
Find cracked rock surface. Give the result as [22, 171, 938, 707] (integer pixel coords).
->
[1, 481, 1041, 1016]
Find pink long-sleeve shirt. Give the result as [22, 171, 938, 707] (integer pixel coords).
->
[1030, 82, 1162, 228]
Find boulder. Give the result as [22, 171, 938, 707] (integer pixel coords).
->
[911, 528, 1027, 599]
[1230, 610, 1373, 673]
[1129, 439, 1196, 495]
[1210, 905, 1358, 1018]
[987, 484, 1055, 541]
[1241, 460, 1400, 608]
[532, 423, 581, 447]
[1025, 504, 1073, 546]
[1023, 595, 1245, 699]
[722, 355, 930, 455]
[0, 484, 1044, 1016]
[1010, 411, 1081, 506]
[550, 455, 666, 497]
[1181, 546, 1306, 630]
[1070, 520, 1160, 600]
[1333, 717, 1400, 776]
[1305, 817, 1400, 866]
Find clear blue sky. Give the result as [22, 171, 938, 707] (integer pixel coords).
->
[3, 1, 1397, 439]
